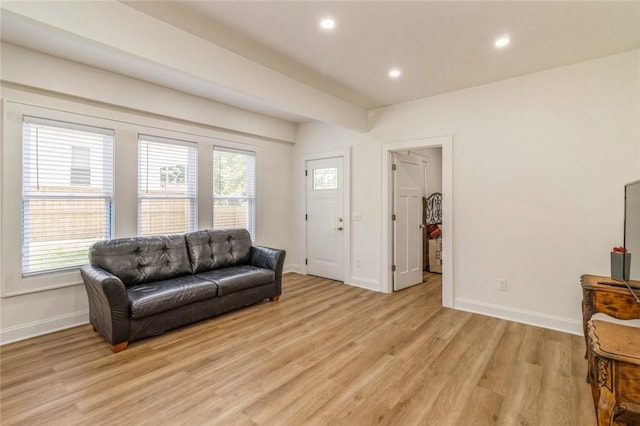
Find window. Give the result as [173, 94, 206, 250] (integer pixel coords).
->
[420, 159, 429, 197]
[138, 135, 197, 236]
[213, 147, 255, 238]
[313, 167, 338, 190]
[22, 116, 113, 275]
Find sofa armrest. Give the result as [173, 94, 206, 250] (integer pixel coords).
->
[80, 265, 130, 347]
[250, 245, 286, 294]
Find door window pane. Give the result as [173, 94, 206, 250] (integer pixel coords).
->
[313, 167, 338, 190]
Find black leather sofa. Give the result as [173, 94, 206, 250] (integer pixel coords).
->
[80, 229, 285, 352]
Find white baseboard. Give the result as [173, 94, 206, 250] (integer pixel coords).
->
[347, 276, 381, 292]
[284, 264, 303, 274]
[454, 298, 583, 336]
[0, 295, 582, 346]
[0, 310, 89, 346]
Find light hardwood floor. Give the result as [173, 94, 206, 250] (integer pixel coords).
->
[1, 273, 595, 425]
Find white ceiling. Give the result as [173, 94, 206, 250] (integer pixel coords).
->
[2, 1, 640, 125]
[124, 1, 640, 108]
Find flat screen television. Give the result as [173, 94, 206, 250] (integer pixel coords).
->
[625, 179, 640, 283]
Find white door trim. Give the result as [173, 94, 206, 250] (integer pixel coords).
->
[381, 136, 453, 307]
[302, 149, 351, 284]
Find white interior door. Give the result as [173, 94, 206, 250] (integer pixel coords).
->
[393, 152, 423, 290]
[306, 157, 344, 281]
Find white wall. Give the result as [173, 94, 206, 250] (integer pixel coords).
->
[2, 45, 638, 344]
[296, 50, 640, 334]
[0, 46, 295, 344]
[293, 123, 383, 289]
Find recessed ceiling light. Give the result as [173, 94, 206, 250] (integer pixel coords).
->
[388, 68, 401, 79]
[320, 18, 336, 30]
[494, 36, 510, 48]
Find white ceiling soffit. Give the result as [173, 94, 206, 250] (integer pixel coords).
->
[0, 10, 306, 125]
[0, 1, 368, 130]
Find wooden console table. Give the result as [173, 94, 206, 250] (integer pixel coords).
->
[581, 275, 640, 336]
[581, 274, 640, 424]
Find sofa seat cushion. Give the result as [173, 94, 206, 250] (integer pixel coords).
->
[127, 275, 218, 319]
[196, 266, 275, 296]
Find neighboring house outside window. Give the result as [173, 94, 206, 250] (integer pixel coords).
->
[22, 116, 114, 275]
[70, 145, 91, 186]
[213, 147, 256, 239]
[138, 135, 197, 236]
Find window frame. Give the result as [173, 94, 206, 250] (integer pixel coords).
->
[2, 103, 116, 296]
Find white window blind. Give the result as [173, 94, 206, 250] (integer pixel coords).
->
[22, 116, 114, 276]
[138, 135, 197, 236]
[420, 159, 429, 197]
[213, 147, 256, 238]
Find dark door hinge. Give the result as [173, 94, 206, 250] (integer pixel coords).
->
[392, 214, 396, 221]
[392, 164, 397, 171]
[305, 214, 308, 221]
[305, 258, 308, 265]
[392, 265, 396, 272]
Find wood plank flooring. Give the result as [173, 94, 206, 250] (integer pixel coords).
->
[0, 273, 595, 425]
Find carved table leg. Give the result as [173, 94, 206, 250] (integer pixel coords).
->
[598, 389, 616, 426]
[596, 357, 615, 426]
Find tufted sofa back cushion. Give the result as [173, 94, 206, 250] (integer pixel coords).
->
[185, 229, 252, 274]
[89, 234, 192, 286]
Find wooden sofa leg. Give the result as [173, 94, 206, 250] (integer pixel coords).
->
[269, 295, 280, 302]
[110, 342, 128, 353]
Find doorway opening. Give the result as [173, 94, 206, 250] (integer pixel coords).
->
[381, 135, 453, 307]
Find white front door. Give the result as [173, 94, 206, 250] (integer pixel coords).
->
[306, 157, 344, 281]
[393, 152, 423, 290]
